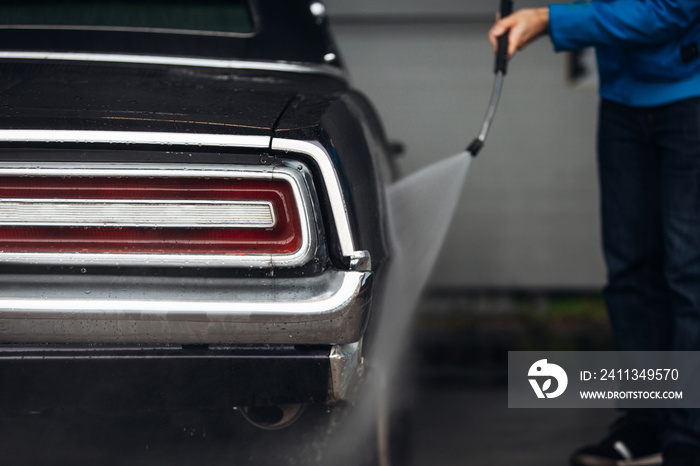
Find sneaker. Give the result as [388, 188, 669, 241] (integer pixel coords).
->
[663, 444, 700, 466]
[570, 417, 663, 466]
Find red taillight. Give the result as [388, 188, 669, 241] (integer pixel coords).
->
[0, 176, 303, 255]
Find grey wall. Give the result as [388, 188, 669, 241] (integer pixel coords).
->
[324, 1, 606, 290]
[323, 0, 546, 16]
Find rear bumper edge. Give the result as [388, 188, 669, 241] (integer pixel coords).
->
[0, 269, 372, 345]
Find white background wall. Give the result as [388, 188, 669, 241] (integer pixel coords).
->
[324, 0, 606, 290]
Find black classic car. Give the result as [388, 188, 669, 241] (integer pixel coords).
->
[0, 0, 405, 462]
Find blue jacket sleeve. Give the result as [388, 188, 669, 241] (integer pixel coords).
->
[549, 0, 700, 51]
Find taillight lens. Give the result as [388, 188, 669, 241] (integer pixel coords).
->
[0, 176, 303, 255]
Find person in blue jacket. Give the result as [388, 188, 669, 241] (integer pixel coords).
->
[490, 2, 700, 466]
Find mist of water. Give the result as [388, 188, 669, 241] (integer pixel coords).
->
[320, 151, 472, 465]
[373, 151, 472, 373]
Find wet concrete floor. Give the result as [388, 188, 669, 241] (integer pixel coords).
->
[412, 384, 616, 466]
[0, 381, 617, 466]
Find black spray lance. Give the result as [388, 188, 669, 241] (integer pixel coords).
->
[466, 0, 513, 156]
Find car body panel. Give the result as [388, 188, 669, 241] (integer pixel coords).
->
[0, 345, 332, 410]
[0, 60, 345, 137]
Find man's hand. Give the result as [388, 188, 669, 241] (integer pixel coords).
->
[489, 8, 549, 59]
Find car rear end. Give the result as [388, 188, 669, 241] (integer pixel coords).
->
[0, 73, 374, 424]
[0, 0, 393, 439]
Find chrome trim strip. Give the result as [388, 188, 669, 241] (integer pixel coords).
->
[0, 162, 269, 176]
[0, 130, 270, 148]
[0, 164, 316, 268]
[0, 272, 364, 315]
[0, 270, 372, 345]
[271, 139, 356, 257]
[0, 51, 347, 80]
[0, 199, 276, 228]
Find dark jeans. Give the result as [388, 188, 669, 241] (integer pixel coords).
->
[598, 97, 700, 448]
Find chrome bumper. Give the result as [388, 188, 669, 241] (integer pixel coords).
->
[0, 269, 372, 345]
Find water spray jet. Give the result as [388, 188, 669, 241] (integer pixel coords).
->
[311, 2, 515, 464]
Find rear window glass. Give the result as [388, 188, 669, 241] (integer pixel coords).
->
[0, 0, 254, 35]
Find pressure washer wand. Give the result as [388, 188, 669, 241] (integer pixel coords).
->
[466, 0, 513, 157]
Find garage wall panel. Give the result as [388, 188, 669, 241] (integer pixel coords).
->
[324, 0, 605, 289]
